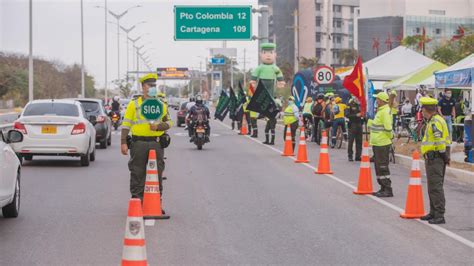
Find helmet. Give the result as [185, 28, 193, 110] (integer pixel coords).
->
[113, 96, 119, 101]
[189, 96, 195, 102]
[375, 92, 389, 102]
[288, 96, 295, 101]
[306, 97, 313, 103]
[317, 93, 324, 100]
[195, 94, 203, 104]
[335, 97, 342, 103]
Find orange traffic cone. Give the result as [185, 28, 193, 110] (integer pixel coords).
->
[122, 198, 147, 266]
[282, 126, 294, 156]
[315, 131, 333, 174]
[143, 150, 170, 220]
[353, 141, 374, 194]
[400, 151, 425, 218]
[295, 127, 309, 163]
[240, 117, 248, 135]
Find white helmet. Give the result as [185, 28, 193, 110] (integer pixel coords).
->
[113, 96, 120, 101]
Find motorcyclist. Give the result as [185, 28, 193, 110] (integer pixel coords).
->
[110, 96, 121, 118]
[187, 95, 211, 143]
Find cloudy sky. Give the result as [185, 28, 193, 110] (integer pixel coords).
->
[0, 0, 259, 88]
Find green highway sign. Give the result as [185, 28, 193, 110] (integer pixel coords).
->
[141, 98, 164, 121]
[174, 6, 252, 40]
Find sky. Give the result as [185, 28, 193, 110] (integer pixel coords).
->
[0, 0, 259, 89]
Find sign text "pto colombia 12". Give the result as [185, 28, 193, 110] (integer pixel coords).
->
[174, 6, 252, 40]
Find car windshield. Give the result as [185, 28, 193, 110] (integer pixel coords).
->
[78, 101, 101, 114]
[23, 102, 79, 117]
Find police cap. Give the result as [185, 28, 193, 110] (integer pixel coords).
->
[420, 97, 438, 106]
[139, 73, 158, 84]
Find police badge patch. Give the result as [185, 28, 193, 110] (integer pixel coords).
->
[129, 221, 141, 236]
[149, 161, 156, 169]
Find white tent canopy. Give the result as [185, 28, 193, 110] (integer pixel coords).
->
[338, 46, 436, 82]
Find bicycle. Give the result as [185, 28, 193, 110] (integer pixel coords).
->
[303, 116, 313, 140]
[314, 118, 325, 145]
[397, 116, 426, 143]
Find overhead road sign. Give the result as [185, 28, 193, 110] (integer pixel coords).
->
[174, 6, 252, 40]
[156, 67, 190, 79]
[211, 58, 225, 65]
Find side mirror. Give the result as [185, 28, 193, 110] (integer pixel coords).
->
[89, 115, 97, 126]
[7, 130, 23, 143]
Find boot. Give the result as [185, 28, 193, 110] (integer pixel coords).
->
[263, 134, 270, 144]
[373, 178, 393, 197]
[421, 213, 434, 221]
[251, 130, 258, 138]
[428, 217, 445, 224]
[270, 135, 275, 145]
[372, 178, 384, 196]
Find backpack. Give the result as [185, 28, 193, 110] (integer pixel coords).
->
[333, 104, 340, 115]
[312, 103, 324, 116]
[194, 105, 207, 122]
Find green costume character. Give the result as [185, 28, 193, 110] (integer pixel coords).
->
[250, 43, 285, 97]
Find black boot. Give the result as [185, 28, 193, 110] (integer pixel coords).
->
[263, 134, 270, 144]
[374, 178, 393, 197]
[251, 131, 258, 138]
[270, 135, 275, 145]
[428, 217, 445, 224]
[421, 213, 434, 221]
[373, 178, 384, 196]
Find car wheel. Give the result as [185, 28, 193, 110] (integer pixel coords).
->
[80, 153, 90, 166]
[24, 155, 33, 161]
[99, 138, 107, 149]
[90, 147, 96, 162]
[2, 170, 20, 218]
[107, 134, 112, 146]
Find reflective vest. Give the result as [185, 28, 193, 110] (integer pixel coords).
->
[368, 104, 393, 146]
[122, 97, 170, 137]
[283, 104, 298, 125]
[421, 114, 451, 155]
[303, 102, 313, 114]
[250, 111, 258, 118]
[243, 100, 250, 113]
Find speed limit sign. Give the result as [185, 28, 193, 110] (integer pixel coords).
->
[314, 66, 335, 85]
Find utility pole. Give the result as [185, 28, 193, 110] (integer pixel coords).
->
[80, 0, 85, 98]
[28, 0, 33, 102]
[135, 45, 144, 91]
[230, 58, 234, 89]
[104, 0, 108, 102]
[293, 9, 298, 75]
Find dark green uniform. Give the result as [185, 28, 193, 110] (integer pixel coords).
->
[346, 99, 363, 161]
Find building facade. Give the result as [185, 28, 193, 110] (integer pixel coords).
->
[357, 0, 474, 60]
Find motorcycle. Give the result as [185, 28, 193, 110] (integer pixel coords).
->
[111, 111, 121, 130]
[192, 120, 209, 150]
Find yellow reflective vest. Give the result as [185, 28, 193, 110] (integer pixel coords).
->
[303, 102, 313, 114]
[368, 104, 393, 146]
[421, 114, 451, 155]
[283, 104, 298, 125]
[250, 111, 258, 118]
[122, 97, 171, 137]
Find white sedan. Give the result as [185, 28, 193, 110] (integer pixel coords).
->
[0, 130, 23, 218]
[11, 99, 96, 166]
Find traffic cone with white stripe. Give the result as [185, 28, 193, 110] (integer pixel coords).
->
[143, 150, 170, 220]
[353, 141, 374, 194]
[122, 198, 147, 266]
[295, 127, 309, 163]
[315, 131, 333, 174]
[282, 126, 294, 156]
[400, 151, 425, 218]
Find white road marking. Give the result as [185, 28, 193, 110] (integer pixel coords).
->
[216, 120, 474, 249]
[145, 220, 155, 226]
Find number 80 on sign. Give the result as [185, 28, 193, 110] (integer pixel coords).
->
[314, 66, 335, 85]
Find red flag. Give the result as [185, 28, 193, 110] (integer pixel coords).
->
[248, 82, 255, 96]
[343, 57, 366, 115]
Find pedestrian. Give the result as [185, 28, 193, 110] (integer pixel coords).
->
[323, 93, 335, 144]
[401, 98, 413, 116]
[419, 97, 451, 224]
[312, 93, 326, 144]
[263, 97, 281, 145]
[346, 97, 363, 161]
[121, 73, 172, 203]
[283, 96, 300, 151]
[389, 90, 399, 131]
[368, 92, 394, 197]
[330, 97, 347, 148]
[250, 110, 258, 138]
[437, 89, 456, 139]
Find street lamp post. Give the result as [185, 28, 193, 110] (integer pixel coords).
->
[108, 5, 140, 81]
[120, 21, 146, 81]
[104, 0, 108, 102]
[28, 0, 33, 102]
[80, 0, 85, 98]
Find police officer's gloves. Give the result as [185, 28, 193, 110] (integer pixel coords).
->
[154, 122, 170, 131]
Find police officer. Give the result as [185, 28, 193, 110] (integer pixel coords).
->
[368, 92, 394, 197]
[347, 97, 363, 161]
[419, 97, 451, 224]
[250, 110, 258, 138]
[243, 96, 252, 136]
[283, 96, 300, 151]
[263, 97, 281, 145]
[121, 73, 172, 201]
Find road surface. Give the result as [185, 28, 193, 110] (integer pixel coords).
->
[1, 112, 473, 265]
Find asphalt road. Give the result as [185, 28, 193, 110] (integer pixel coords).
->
[1, 112, 473, 265]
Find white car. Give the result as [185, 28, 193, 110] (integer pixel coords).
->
[12, 99, 97, 166]
[0, 130, 23, 218]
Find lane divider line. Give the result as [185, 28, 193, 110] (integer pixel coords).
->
[215, 120, 474, 249]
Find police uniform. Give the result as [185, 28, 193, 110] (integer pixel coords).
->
[347, 98, 363, 161]
[243, 98, 252, 135]
[368, 92, 394, 197]
[283, 97, 299, 150]
[420, 97, 450, 224]
[263, 98, 281, 145]
[121, 73, 172, 200]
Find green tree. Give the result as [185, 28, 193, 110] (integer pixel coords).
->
[278, 61, 294, 82]
[431, 34, 474, 65]
[338, 49, 358, 66]
[114, 78, 132, 98]
[298, 57, 318, 70]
